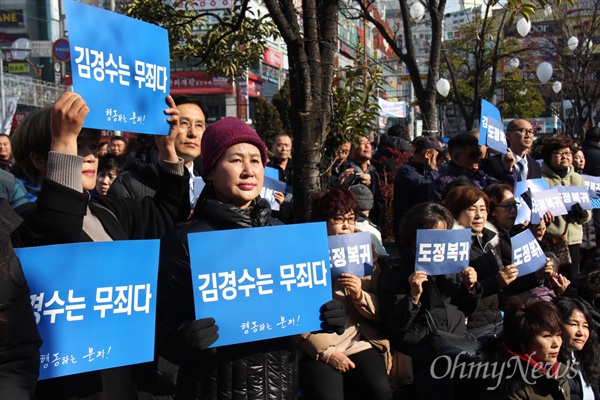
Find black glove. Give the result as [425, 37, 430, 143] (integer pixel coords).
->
[569, 202, 588, 221]
[319, 299, 345, 335]
[183, 317, 219, 352]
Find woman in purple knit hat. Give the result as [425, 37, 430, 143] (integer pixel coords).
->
[156, 117, 344, 400]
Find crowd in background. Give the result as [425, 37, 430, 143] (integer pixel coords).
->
[2, 92, 600, 400]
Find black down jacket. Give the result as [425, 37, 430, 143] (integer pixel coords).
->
[156, 188, 298, 400]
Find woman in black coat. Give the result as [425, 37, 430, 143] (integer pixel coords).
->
[378, 202, 481, 400]
[10, 92, 191, 400]
[156, 117, 343, 400]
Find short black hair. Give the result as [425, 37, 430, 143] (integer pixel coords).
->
[448, 133, 478, 155]
[585, 127, 600, 143]
[171, 94, 208, 120]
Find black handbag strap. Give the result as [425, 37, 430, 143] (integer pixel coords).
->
[424, 310, 437, 333]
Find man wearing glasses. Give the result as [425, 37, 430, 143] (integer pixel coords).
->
[427, 133, 516, 202]
[482, 118, 541, 182]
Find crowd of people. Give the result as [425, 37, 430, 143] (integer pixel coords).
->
[2, 91, 600, 400]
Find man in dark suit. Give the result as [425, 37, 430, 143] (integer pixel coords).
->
[481, 118, 541, 182]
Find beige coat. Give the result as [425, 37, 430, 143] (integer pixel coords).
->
[541, 162, 591, 245]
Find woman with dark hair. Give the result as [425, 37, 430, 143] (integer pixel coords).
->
[483, 183, 565, 303]
[443, 185, 515, 342]
[11, 91, 192, 400]
[554, 297, 600, 400]
[541, 135, 591, 280]
[295, 187, 392, 400]
[378, 202, 481, 399]
[92, 153, 124, 196]
[0, 199, 42, 399]
[482, 298, 570, 399]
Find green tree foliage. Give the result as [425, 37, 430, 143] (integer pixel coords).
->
[255, 96, 284, 145]
[123, 0, 279, 79]
[271, 79, 292, 134]
[497, 71, 546, 119]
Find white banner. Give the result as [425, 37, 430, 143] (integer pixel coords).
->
[378, 98, 406, 118]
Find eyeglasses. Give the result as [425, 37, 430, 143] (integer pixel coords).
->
[457, 151, 483, 161]
[464, 207, 488, 216]
[511, 128, 535, 136]
[552, 150, 572, 158]
[496, 200, 518, 212]
[330, 214, 356, 225]
[179, 117, 206, 133]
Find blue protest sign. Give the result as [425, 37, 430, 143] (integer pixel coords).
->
[188, 222, 332, 347]
[482, 116, 508, 154]
[283, 184, 294, 205]
[15, 240, 159, 380]
[265, 166, 280, 181]
[582, 174, 600, 195]
[531, 188, 568, 217]
[261, 176, 286, 211]
[65, 0, 170, 135]
[415, 228, 471, 275]
[555, 186, 593, 210]
[328, 232, 373, 280]
[592, 197, 600, 209]
[480, 99, 502, 146]
[515, 178, 550, 197]
[514, 195, 532, 225]
[510, 229, 547, 276]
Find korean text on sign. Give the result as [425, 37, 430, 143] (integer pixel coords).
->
[510, 229, 547, 276]
[16, 240, 160, 380]
[328, 231, 373, 279]
[188, 222, 333, 347]
[65, 0, 171, 135]
[415, 228, 471, 275]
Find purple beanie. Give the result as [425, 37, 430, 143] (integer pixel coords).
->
[201, 117, 268, 179]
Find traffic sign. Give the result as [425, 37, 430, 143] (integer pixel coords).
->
[52, 38, 70, 61]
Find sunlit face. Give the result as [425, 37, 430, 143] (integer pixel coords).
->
[563, 309, 590, 352]
[272, 134, 292, 162]
[458, 197, 488, 234]
[108, 138, 126, 156]
[507, 120, 535, 154]
[95, 167, 118, 196]
[526, 330, 562, 364]
[206, 143, 264, 209]
[78, 130, 99, 192]
[451, 145, 482, 172]
[550, 147, 572, 170]
[0, 135, 11, 160]
[175, 103, 205, 166]
[573, 150, 585, 171]
[326, 211, 356, 236]
[491, 190, 517, 230]
[352, 137, 372, 161]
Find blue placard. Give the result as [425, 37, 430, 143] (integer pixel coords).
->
[582, 174, 600, 195]
[515, 178, 550, 197]
[555, 186, 593, 210]
[265, 166, 280, 181]
[415, 228, 471, 275]
[480, 99, 502, 147]
[188, 223, 332, 347]
[15, 240, 159, 380]
[482, 116, 508, 154]
[510, 229, 547, 276]
[328, 231, 373, 280]
[65, 0, 170, 135]
[531, 188, 568, 217]
[514, 195, 532, 225]
[261, 176, 286, 211]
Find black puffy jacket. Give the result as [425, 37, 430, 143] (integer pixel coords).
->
[157, 189, 298, 400]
